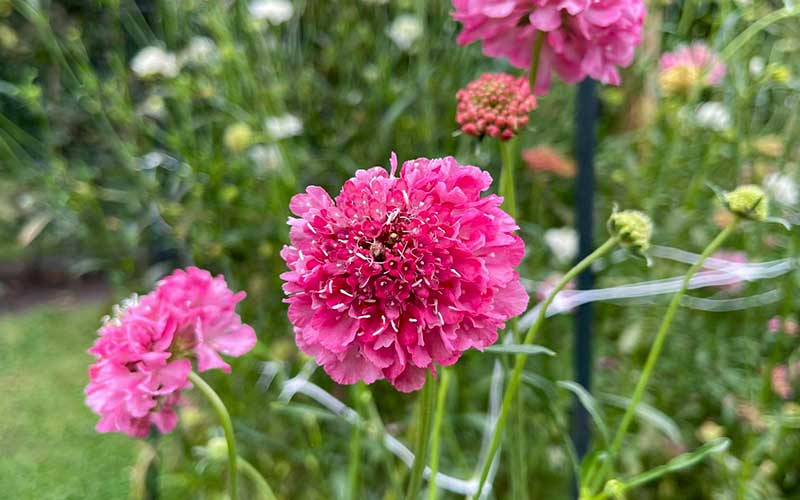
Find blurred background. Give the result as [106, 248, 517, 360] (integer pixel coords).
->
[1, 0, 799, 498]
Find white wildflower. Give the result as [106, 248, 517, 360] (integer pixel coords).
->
[764, 172, 798, 206]
[179, 36, 218, 67]
[249, 0, 294, 25]
[749, 56, 765, 77]
[544, 227, 578, 264]
[387, 15, 423, 51]
[249, 144, 282, 176]
[265, 113, 303, 139]
[695, 102, 731, 132]
[130, 46, 179, 79]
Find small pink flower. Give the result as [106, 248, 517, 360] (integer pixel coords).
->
[456, 73, 536, 141]
[281, 154, 528, 392]
[522, 146, 576, 178]
[85, 267, 256, 437]
[452, 0, 646, 94]
[659, 42, 726, 89]
[772, 364, 793, 400]
[767, 315, 783, 334]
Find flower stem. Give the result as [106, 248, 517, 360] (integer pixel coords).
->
[499, 139, 518, 218]
[406, 371, 437, 500]
[427, 369, 451, 500]
[529, 31, 546, 91]
[348, 383, 366, 500]
[238, 456, 277, 500]
[587, 220, 739, 494]
[474, 237, 619, 498]
[188, 371, 239, 500]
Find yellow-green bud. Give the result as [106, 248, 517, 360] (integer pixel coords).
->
[607, 210, 653, 254]
[724, 185, 768, 221]
[603, 479, 627, 500]
[223, 122, 253, 152]
[205, 436, 228, 462]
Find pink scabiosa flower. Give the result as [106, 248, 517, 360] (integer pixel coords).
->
[456, 73, 536, 141]
[659, 42, 726, 95]
[522, 146, 576, 178]
[452, 0, 646, 94]
[85, 267, 256, 437]
[281, 154, 529, 392]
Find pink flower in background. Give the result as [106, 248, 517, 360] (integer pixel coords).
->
[281, 154, 528, 392]
[659, 42, 726, 89]
[771, 363, 798, 400]
[85, 267, 256, 437]
[522, 146, 576, 178]
[767, 315, 799, 336]
[456, 73, 536, 141]
[452, 0, 646, 94]
[704, 250, 748, 294]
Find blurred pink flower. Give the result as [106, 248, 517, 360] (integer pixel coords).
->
[85, 267, 256, 437]
[536, 272, 576, 312]
[281, 154, 528, 392]
[767, 315, 798, 336]
[522, 146, 576, 178]
[456, 73, 536, 141]
[452, 0, 646, 94]
[659, 42, 726, 91]
[772, 364, 793, 400]
[704, 250, 747, 294]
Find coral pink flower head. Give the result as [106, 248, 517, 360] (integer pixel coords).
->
[452, 0, 646, 94]
[456, 73, 536, 141]
[85, 267, 256, 437]
[281, 154, 529, 392]
[659, 42, 726, 92]
[522, 146, 576, 178]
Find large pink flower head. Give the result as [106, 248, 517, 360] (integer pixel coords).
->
[452, 0, 646, 94]
[281, 154, 529, 392]
[659, 42, 726, 94]
[456, 73, 537, 141]
[85, 267, 256, 437]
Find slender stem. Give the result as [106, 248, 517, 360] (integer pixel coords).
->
[348, 383, 366, 500]
[474, 237, 619, 498]
[720, 7, 800, 61]
[188, 371, 239, 500]
[406, 371, 437, 500]
[427, 369, 451, 500]
[238, 456, 277, 500]
[529, 31, 546, 91]
[499, 139, 518, 219]
[588, 221, 739, 494]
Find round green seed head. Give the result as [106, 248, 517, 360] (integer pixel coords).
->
[607, 209, 653, 254]
[724, 185, 768, 221]
[205, 436, 228, 462]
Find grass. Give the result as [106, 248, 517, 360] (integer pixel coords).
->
[0, 302, 136, 499]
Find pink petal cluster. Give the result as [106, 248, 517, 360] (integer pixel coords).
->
[771, 362, 799, 400]
[452, 0, 646, 94]
[85, 267, 256, 437]
[456, 73, 536, 141]
[659, 42, 726, 87]
[281, 154, 528, 392]
[767, 315, 799, 336]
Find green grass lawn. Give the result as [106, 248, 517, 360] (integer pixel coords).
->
[0, 302, 136, 499]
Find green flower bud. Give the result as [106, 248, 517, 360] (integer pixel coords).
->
[724, 185, 768, 221]
[223, 122, 254, 152]
[607, 210, 653, 254]
[603, 479, 627, 500]
[205, 436, 228, 462]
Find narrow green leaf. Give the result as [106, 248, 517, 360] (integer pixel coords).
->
[621, 438, 730, 491]
[598, 392, 684, 445]
[484, 344, 555, 356]
[557, 380, 609, 445]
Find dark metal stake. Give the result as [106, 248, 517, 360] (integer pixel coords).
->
[571, 78, 598, 499]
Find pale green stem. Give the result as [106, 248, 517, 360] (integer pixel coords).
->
[529, 31, 546, 91]
[348, 383, 366, 500]
[427, 369, 451, 500]
[406, 372, 437, 500]
[238, 456, 277, 500]
[587, 220, 739, 495]
[721, 7, 800, 61]
[474, 237, 619, 498]
[188, 371, 238, 500]
[499, 139, 518, 219]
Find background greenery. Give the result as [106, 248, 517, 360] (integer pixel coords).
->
[1, 0, 800, 498]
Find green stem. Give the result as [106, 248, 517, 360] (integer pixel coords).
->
[588, 220, 739, 494]
[188, 371, 239, 500]
[238, 456, 277, 500]
[475, 237, 619, 498]
[499, 139, 518, 218]
[348, 383, 366, 500]
[720, 7, 800, 61]
[406, 371, 437, 500]
[427, 369, 451, 500]
[529, 31, 546, 91]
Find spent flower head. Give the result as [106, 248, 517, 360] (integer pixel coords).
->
[607, 209, 652, 254]
[456, 73, 536, 141]
[724, 185, 768, 221]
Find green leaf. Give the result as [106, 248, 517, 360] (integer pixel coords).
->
[620, 438, 730, 491]
[598, 392, 684, 445]
[557, 380, 609, 446]
[484, 344, 555, 356]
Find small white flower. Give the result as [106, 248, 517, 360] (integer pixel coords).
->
[695, 102, 731, 132]
[749, 56, 765, 77]
[265, 113, 303, 139]
[764, 172, 799, 206]
[130, 46, 179, 79]
[249, 0, 294, 25]
[387, 15, 423, 51]
[136, 94, 166, 120]
[249, 144, 282, 176]
[179, 36, 218, 67]
[544, 227, 578, 264]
